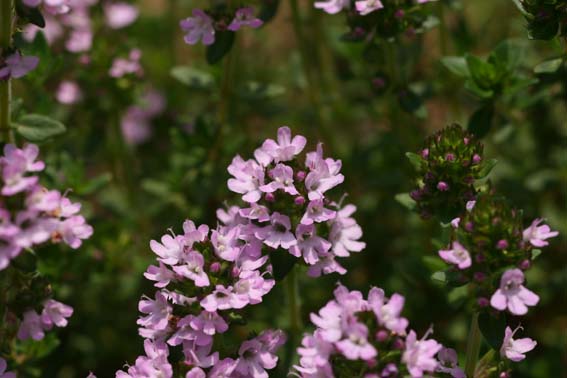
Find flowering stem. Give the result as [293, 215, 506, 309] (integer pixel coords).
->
[284, 266, 302, 371]
[464, 312, 482, 377]
[0, 0, 13, 143]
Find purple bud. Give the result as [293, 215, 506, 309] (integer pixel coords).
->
[437, 181, 449, 191]
[366, 358, 378, 368]
[376, 330, 389, 342]
[209, 262, 221, 273]
[465, 222, 474, 232]
[421, 148, 429, 159]
[445, 153, 455, 162]
[477, 297, 489, 307]
[372, 77, 386, 89]
[473, 272, 486, 282]
[424, 172, 435, 181]
[353, 27, 366, 38]
[265, 193, 275, 202]
[475, 253, 485, 263]
[496, 239, 509, 250]
[500, 372, 510, 378]
[463, 137, 470, 145]
[393, 338, 405, 350]
[492, 217, 501, 226]
[231, 266, 240, 278]
[519, 259, 531, 270]
[295, 170, 306, 181]
[294, 196, 305, 206]
[410, 190, 422, 201]
[472, 154, 482, 164]
[394, 9, 405, 19]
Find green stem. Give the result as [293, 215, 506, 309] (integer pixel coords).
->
[465, 312, 482, 378]
[0, 0, 14, 143]
[289, 0, 322, 124]
[437, 0, 449, 56]
[284, 267, 302, 372]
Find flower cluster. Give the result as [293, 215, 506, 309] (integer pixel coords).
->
[180, 7, 263, 46]
[17, 299, 73, 341]
[519, 0, 567, 40]
[315, 0, 437, 40]
[116, 216, 286, 377]
[120, 88, 166, 146]
[0, 144, 93, 270]
[408, 124, 489, 220]
[440, 193, 557, 318]
[23, 1, 138, 54]
[294, 284, 464, 378]
[109, 49, 143, 78]
[227, 126, 365, 277]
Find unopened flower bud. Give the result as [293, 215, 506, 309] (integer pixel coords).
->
[477, 297, 489, 307]
[265, 193, 275, 202]
[209, 262, 221, 273]
[295, 170, 306, 181]
[475, 253, 485, 263]
[519, 259, 531, 270]
[393, 338, 405, 350]
[472, 154, 482, 164]
[445, 153, 455, 162]
[394, 9, 405, 19]
[294, 196, 305, 206]
[376, 330, 389, 342]
[231, 266, 240, 278]
[465, 222, 474, 232]
[421, 148, 429, 159]
[437, 181, 449, 191]
[496, 239, 509, 250]
[474, 272, 486, 282]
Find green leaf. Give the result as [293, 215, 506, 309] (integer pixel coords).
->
[398, 88, 427, 119]
[466, 55, 496, 89]
[431, 271, 447, 284]
[477, 158, 498, 178]
[441, 56, 470, 77]
[170, 66, 214, 88]
[270, 251, 296, 281]
[478, 312, 507, 351]
[464, 80, 494, 99]
[467, 104, 494, 138]
[405, 152, 424, 171]
[490, 40, 524, 72]
[13, 114, 66, 142]
[422, 256, 447, 272]
[395, 193, 416, 211]
[534, 58, 563, 74]
[206, 31, 235, 65]
[531, 249, 542, 260]
[239, 81, 286, 100]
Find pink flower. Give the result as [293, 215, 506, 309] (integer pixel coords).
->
[18, 310, 45, 340]
[335, 322, 377, 360]
[260, 163, 299, 195]
[41, 299, 73, 329]
[301, 199, 336, 225]
[307, 254, 347, 277]
[144, 262, 175, 288]
[137, 291, 172, 332]
[523, 218, 558, 247]
[367, 288, 409, 335]
[211, 226, 241, 262]
[402, 330, 442, 377]
[256, 126, 307, 165]
[189, 311, 228, 336]
[104, 2, 139, 29]
[109, 49, 143, 78]
[438, 241, 471, 270]
[228, 7, 263, 31]
[436, 347, 465, 378]
[227, 156, 265, 203]
[329, 204, 365, 257]
[180, 9, 215, 46]
[500, 326, 536, 362]
[0, 52, 39, 80]
[314, 0, 350, 14]
[289, 224, 332, 265]
[200, 285, 242, 312]
[355, 0, 384, 15]
[58, 215, 93, 248]
[173, 251, 210, 287]
[0, 358, 15, 378]
[255, 212, 296, 249]
[150, 234, 185, 265]
[490, 269, 539, 315]
[116, 339, 172, 378]
[56, 80, 82, 104]
[304, 144, 344, 200]
[234, 333, 281, 378]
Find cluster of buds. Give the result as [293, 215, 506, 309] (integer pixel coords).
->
[180, 5, 264, 46]
[519, 0, 567, 40]
[294, 284, 465, 378]
[408, 124, 490, 220]
[315, 0, 437, 40]
[227, 126, 365, 278]
[440, 193, 557, 317]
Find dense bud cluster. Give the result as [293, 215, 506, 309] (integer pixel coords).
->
[408, 124, 489, 220]
[294, 284, 465, 378]
[520, 0, 567, 40]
